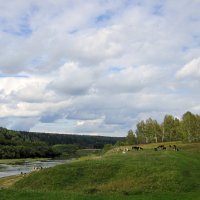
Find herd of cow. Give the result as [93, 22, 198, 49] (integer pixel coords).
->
[132, 144, 179, 151]
[154, 144, 179, 151]
[117, 144, 180, 154]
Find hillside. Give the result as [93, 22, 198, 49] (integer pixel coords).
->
[19, 131, 124, 148]
[0, 127, 57, 159]
[0, 127, 124, 159]
[1, 142, 199, 200]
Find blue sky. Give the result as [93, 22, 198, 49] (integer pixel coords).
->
[0, 0, 200, 136]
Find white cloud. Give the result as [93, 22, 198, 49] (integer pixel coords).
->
[0, 0, 200, 135]
[48, 62, 95, 95]
[96, 65, 162, 94]
[176, 57, 200, 78]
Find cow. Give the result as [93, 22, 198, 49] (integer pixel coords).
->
[173, 145, 179, 151]
[132, 146, 143, 151]
[154, 145, 166, 151]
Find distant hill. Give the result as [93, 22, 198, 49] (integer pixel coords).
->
[19, 131, 124, 148]
[0, 127, 124, 159]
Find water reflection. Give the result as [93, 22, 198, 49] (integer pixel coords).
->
[0, 160, 70, 178]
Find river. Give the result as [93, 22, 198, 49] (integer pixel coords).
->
[0, 160, 71, 178]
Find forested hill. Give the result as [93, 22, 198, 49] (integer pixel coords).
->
[0, 127, 57, 159]
[0, 127, 43, 146]
[0, 127, 124, 159]
[18, 131, 124, 149]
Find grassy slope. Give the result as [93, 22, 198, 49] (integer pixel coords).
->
[0, 143, 200, 200]
[0, 175, 23, 189]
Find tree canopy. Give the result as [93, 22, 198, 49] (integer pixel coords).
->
[135, 111, 200, 143]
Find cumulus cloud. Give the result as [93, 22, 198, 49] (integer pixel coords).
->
[48, 62, 94, 95]
[176, 57, 200, 78]
[96, 65, 163, 94]
[0, 0, 200, 135]
[0, 116, 39, 131]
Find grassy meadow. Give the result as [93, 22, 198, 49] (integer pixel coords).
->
[0, 142, 200, 200]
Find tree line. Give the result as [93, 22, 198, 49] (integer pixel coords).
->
[126, 111, 200, 145]
[0, 127, 59, 159]
[18, 131, 123, 148]
[0, 127, 124, 159]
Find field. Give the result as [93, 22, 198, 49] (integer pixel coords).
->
[0, 142, 200, 200]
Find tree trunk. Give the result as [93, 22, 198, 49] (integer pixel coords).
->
[155, 136, 158, 143]
[162, 127, 165, 142]
[145, 137, 148, 143]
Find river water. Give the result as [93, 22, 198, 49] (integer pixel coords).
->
[0, 160, 70, 178]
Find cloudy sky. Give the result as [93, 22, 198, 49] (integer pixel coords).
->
[0, 0, 200, 136]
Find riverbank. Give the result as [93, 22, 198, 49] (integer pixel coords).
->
[0, 175, 22, 189]
[0, 148, 101, 180]
[0, 159, 72, 179]
[0, 158, 50, 165]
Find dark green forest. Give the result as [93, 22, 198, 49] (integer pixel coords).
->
[0, 128, 58, 159]
[18, 131, 123, 148]
[0, 128, 123, 159]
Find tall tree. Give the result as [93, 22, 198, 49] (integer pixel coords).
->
[162, 115, 176, 141]
[195, 114, 200, 142]
[173, 117, 181, 141]
[181, 111, 198, 142]
[136, 120, 148, 143]
[145, 118, 161, 143]
[126, 129, 136, 145]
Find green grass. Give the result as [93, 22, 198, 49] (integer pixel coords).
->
[0, 189, 200, 200]
[0, 142, 200, 199]
[0, 175, 23, 189]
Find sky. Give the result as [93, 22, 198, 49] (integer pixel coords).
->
[0, 0, 200, 137]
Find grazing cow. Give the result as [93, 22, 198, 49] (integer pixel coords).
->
[132, 146, 140, 151]
[173, 145, 179, 151]
[157, 145, 165, 149]
[132, 146, 143, 151]
[21, 172, 27, 177]
[154, 145, 166, 151]
[33, 166, 43, 171]
[121, 147, 130, 154]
